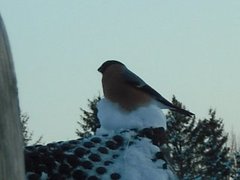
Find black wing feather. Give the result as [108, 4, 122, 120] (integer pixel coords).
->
[122, 68, 194, 116]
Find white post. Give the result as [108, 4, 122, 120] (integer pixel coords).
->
[0, 14, 25, 180]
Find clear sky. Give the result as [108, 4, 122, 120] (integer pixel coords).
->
[1, 0, 240, 143]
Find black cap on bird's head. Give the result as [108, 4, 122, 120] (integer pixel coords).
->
[98, 60, 124, 73]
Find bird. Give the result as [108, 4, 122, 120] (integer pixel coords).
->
[98, 60, 194, 116]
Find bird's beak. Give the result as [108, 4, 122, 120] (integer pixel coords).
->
[98, 66, 103, 73]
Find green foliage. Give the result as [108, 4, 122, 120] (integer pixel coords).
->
[20, 113, 42, 146]
[233, 152, 240, 179]
[166, 96, 198, 178]
[167, 96, 232, 179]
[76, 96, 101, 137]
[197, 109, 231, 178]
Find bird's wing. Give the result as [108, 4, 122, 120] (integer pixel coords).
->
[122, 67, 147, 88]
[122, 68, 194, 116]
[122, 68, 176, 106]
[142, 84, 195, 116]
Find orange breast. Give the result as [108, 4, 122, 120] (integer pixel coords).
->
[102, 65, 151, 111]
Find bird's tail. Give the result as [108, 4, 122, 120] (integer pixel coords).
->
[154, 100, 194, 117]
[170, 107, 194, 117]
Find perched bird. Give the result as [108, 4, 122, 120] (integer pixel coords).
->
[98, 60, 194, 116]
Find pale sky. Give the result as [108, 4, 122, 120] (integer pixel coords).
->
[1, 0, 240, 143]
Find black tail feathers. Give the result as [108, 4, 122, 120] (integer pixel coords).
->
[171, 107, 195, 117]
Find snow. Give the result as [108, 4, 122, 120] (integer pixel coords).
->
[95, 98, 176, 180]
[105, 137, 175, 180]
[97, 98, 167, 133]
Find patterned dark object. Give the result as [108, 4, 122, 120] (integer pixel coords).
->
[138, 127, 166, 146]
[25, 128, 170, 180]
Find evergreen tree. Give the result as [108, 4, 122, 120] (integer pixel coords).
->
[233, 151, 240, 179]
[20, 113, 42, 146]
[76, 96, 101, 137]
[167, 97, 232, 179]
[166, 96, 198, 179]
[197, 109, 231, 179]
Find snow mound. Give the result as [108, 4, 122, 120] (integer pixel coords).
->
[104, 135, 175, 180]
[97, 98, 167, 133]
[24, 98, 177, 180]
[25, 129, 176, 180]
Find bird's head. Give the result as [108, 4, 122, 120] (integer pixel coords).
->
[98, 60, 124, 74]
